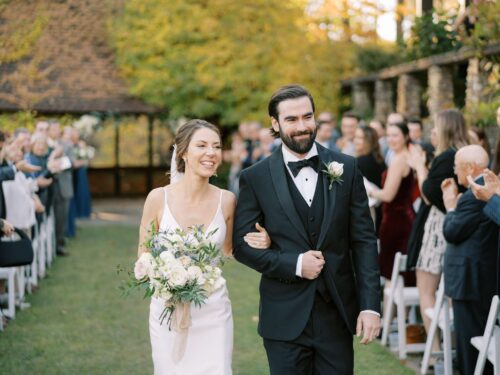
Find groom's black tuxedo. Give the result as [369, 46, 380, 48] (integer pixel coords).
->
[233, 143, 381, 345]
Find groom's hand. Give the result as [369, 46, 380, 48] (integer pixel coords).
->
[356, 312, 381, 344]
[301, 250, 324, 280]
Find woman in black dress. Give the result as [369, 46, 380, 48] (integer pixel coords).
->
[355, 125, 386, 233]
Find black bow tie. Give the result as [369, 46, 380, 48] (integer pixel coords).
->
[287, 155, 320, 177]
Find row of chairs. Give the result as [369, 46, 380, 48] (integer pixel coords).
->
[382, 252, 499, 374]
[0, 210, 57, 330]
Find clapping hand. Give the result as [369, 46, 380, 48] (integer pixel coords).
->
[441, 178, 460, 211]
[467, 169, 500, 202]
[243, 223, 271, 249]
[407, 144, 426, 169]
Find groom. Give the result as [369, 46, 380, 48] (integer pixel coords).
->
[233, 85, 381, 374]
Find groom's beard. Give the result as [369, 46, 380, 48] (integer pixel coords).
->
[279, 124, 317, 154]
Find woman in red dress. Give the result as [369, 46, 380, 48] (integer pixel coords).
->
[369, 122, 416, 286]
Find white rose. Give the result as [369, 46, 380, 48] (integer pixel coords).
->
[169, 266, 188, 287]
[178, 256, 192, 267]
[328, 161, 344, 176]
[187, 266, 204, 284]
[159, 250, 175, 263]
[134, 252, 154, 280]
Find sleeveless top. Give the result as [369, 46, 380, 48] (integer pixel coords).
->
[160, 187, 227, 250]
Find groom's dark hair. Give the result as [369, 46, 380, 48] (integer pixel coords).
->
[268, 85, 315, 138]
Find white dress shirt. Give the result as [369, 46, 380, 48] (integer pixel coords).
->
[282, 144, 380, 317]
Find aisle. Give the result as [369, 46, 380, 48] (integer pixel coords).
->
[0, 224, 414, 375]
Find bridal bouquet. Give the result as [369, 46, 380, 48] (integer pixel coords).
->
[130, 224, 225, 327]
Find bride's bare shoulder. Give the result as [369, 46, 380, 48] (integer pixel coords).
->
[145, 187, 165, 206]
[218, 188, 236, 214]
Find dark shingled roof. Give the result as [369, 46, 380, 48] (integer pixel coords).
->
[0, 0, 164, 115]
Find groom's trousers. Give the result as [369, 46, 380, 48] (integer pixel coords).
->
[263, 291, 353, 375]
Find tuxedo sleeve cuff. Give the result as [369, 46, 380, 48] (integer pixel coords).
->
[295, 254, 303, 277]
[361, 310, 380, 317]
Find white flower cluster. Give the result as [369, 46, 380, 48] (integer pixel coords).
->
[133, 226, 224, 303]
[73, 114, 100, 139]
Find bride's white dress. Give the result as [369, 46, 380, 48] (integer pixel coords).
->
[149, 187, 233, 375]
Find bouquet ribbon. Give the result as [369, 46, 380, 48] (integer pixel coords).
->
[171, 302, 192, 364]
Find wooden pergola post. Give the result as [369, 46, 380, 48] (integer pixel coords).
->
[113, 115, 121, 196]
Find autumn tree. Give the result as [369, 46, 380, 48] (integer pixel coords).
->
[111, 0, 352, 126]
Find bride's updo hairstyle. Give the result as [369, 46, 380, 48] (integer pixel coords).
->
[174, 119, 221, 173]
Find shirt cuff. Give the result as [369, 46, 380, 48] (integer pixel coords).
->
[361, 310, 380, 317]
[295, 253, 303, 277]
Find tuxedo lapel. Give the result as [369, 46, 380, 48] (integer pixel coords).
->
[268, 147, 310, 246]
[316, 144, 338, 250]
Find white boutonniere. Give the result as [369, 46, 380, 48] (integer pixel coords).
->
[322, 161, 344, 190]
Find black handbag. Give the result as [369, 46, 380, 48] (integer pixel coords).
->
[0, 228, 34, 267]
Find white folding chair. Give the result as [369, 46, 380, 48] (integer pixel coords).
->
[0, 267, 17, 319]
[33, 223, 46, 279]
[46, 211, 56, 265]
[381, 252, 425, 360]
[421, 275, 454, 374]
[472, 295, 500, 375]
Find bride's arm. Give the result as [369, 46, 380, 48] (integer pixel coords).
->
[222, 190, 271, 256]
[222, 190, 237, 256]
[138, 188, 162, 256]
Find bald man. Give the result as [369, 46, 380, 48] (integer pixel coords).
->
[441, 145, 497, 375]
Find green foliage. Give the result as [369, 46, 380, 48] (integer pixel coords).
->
[111, 0, 350, 126]
[0, 110, 38, 133]
[354, 44, 402, 74]
[463, 1, 500, 61]
[404, 12, 461, 60]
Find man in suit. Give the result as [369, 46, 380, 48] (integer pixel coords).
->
[233, 85, 381, 374]
[48, 121, 75, 255]
[442, 145, 498, 375]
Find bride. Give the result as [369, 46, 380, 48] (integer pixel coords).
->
[138, 119, 271, 375]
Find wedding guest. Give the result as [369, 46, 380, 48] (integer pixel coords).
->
[492, 105, 500, 174]
[316, 120, 339, 151]
[368, 122, 416, 290]
[384, 113, 406, 166]
[407, 109, 469, 355]
[227, 131, 246, 195]
[2, 142, 40, 232]
[369, 119, 389, 157]
[35, 121, 49, 135]
[240, 121, 261, 169]
[469, 126, 491, 158]
[317, 111, 340, 144]
[467, 169, 500, 294]
[336, 111, 358, 156]
[24, 133, 54, 221]
[48, 121, 74, 255]
[66, 128, 90, 237]
[355, 125, 386, 234]
[408, 118, 434, 159]
[13, 128, 31, 154]
[442, 145, 497, 375]
[252, 128, 274, 162]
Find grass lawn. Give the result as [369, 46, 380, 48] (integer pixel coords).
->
[0, 225, 414, 375]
